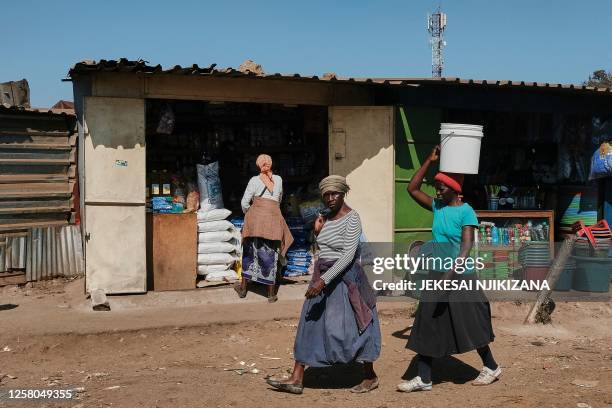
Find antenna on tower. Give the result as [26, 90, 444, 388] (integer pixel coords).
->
[427, 6, 447, 78]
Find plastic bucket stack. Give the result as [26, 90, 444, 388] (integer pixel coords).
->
[572, 255, 612, 292]
[554, 258, 575, 291]
[439, 123, 484, 174]
[519, 242, 551, 290]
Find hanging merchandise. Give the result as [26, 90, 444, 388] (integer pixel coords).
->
[197, 162, 224, 211]
[589, 142, 612, 180]
[156, 103, 175, 135]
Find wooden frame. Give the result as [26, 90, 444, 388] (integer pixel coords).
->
[475, 210, 555, 255]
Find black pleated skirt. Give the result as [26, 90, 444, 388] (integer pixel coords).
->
[407, 273, 495, 358]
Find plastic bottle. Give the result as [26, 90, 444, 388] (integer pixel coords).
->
[513, 226, 520, 245]
[491, 226, 499, 246]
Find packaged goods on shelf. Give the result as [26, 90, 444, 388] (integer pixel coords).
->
[559, 191, 598, 235]
[283, 216, 314, 277]
[185, 182, 200, 212]
[152, 196, 173, 213]
[229, 217, 244, 232]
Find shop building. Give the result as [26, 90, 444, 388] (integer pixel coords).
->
[68, 59, 612, 294]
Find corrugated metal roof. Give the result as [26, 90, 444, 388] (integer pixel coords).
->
[380, 77, 612, 93]
[68, 58, 612, 95]
[68, 58, 379, 85]
[0, 103, 75, 116]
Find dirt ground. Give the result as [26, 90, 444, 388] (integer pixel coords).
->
[0, 279, 610, 408]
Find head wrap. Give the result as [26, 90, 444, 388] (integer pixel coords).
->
[434, 172, 464, 193]
[319, 175, 350, 196]
[255, 154, 272, 170]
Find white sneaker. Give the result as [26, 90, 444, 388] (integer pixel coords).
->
[397, 376, 432, 392]
[472, 366, 502, 385]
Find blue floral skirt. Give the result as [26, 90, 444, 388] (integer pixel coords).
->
[241, 237, 279, 286]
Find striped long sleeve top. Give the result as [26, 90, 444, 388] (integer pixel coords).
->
[316, 210, 362, 285]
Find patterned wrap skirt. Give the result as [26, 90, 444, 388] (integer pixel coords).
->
[293, 262, 381, 367]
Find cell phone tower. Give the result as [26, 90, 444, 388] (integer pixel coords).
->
[427, 7, 447, 78]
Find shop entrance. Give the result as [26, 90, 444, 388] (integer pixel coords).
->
[145, 100, 329, 289]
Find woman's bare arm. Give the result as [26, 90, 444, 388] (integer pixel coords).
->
[407, 146, 439, 211]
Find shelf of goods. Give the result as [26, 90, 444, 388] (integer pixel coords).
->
[474, 210, 554, 281]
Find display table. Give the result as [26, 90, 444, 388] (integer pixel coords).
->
[146, 213, 197, 291]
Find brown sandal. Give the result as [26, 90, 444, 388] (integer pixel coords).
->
[266, 378, 303, 394]
[350, 378, 379, 393]
[233, 282, 247, 298]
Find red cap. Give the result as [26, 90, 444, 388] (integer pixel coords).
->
[434, 172, 464, 193]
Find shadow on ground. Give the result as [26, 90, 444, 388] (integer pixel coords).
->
[391, 325, 411, 340]
[401, 355, 479, 384]
[303, 363, 365, 389]
[0, 304, 18, 311]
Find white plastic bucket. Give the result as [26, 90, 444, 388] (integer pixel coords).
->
[439, 123, 484, 174]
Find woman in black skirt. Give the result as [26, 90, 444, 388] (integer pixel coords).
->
[398, 146, 501, 392]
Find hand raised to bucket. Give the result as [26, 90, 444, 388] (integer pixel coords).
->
[429, 145, 440, 162]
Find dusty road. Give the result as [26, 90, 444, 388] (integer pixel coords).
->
[0, 279, 610, 408]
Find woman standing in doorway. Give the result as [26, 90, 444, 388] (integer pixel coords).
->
[398, 146, 501, 392]
[235, 154, 293, 303]
[266, 175, 381, 394]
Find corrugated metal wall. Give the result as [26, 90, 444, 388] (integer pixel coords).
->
[0, 106, 82, 284]
[0, 225, 84, 280]
[0, 106, 77, 230]
[0, 233, 27, 272]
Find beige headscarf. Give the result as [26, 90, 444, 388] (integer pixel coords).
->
[256, 154, 274, 193]
[319, 175, 350, 196]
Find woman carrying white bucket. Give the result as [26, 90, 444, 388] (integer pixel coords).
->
[398, 141, 501, 392]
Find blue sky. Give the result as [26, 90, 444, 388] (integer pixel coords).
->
[3, 0, 611, 107]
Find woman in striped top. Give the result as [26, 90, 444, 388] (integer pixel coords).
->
[267, 175, 381, 395]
